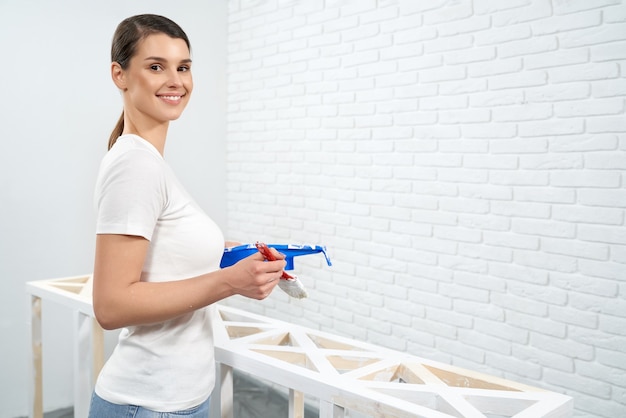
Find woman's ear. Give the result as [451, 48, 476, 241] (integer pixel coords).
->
[111, 62, 127, 90]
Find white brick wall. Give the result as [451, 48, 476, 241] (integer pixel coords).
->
[224, 1, 626, 416]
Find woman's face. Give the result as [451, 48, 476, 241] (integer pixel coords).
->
[119, 33, 193, 126]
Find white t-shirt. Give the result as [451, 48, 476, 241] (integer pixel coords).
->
[93, 134, 224, 411]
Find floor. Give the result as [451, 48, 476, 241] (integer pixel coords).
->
[232, 371, 319, 418]
[28, 409, 72, 418]
[22, 371, 319, 418]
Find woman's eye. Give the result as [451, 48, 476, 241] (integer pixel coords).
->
[149, 64, 163, 71]
[178, 66, 190, 72]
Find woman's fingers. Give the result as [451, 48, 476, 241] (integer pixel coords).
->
[228, 253, 286, 299]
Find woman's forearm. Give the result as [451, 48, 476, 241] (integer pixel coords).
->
[93, 269, 234, 330]
[92, 234, 285, 330]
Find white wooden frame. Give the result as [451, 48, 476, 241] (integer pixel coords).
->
[26, 275, 573, 418]
[26, 275, 103, 418]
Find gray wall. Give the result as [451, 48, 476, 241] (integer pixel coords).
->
[0, 1, 226, 416]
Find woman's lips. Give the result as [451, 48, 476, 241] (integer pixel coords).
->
[157, 94, 184, 104]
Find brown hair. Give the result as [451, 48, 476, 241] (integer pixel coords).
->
[108, 14, 191, 150]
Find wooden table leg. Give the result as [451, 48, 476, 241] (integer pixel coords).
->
[288, 389, 304, 418]
[92, 318, 104, 382]
[28, 295, 43, 418]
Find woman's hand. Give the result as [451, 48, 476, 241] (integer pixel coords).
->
[224, 248, 286, 300]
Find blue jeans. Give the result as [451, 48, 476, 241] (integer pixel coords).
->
[88, 392, 210, 418]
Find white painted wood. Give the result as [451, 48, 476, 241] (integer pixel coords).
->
[212, 305, 572, 417]
[26, 275, 93, 315]
[319, 400, 344, 418]
[73, 311, 92, 418]
[25, 276, 574, 418]
[217, 363, 234, 418]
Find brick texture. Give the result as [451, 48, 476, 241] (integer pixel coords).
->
[225, 1, 626, 416]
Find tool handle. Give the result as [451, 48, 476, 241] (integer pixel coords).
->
[255, 242, 277, 260]
[256, 242, 294, 279]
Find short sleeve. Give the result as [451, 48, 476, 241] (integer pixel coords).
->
[95, 148, 167, 240]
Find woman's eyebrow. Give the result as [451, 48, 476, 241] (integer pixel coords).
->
[144, 56, 192, 64]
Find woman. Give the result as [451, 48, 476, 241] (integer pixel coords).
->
[89, 14, 286, 417]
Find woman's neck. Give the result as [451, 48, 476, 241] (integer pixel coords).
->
[122, 117, 169, 155]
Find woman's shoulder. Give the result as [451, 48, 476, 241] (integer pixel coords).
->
[109, 134, 162, 158]
[99, 135, 167, 182]
[104, 135, 163, 165]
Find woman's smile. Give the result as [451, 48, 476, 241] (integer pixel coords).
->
[157, 94, 186, 104]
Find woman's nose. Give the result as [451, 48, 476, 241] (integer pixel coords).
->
[166, 69, 182, 86]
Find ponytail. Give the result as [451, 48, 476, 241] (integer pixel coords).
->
[108, 111, 124, 150]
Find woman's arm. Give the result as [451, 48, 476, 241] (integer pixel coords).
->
[92, 234, 285, 330]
